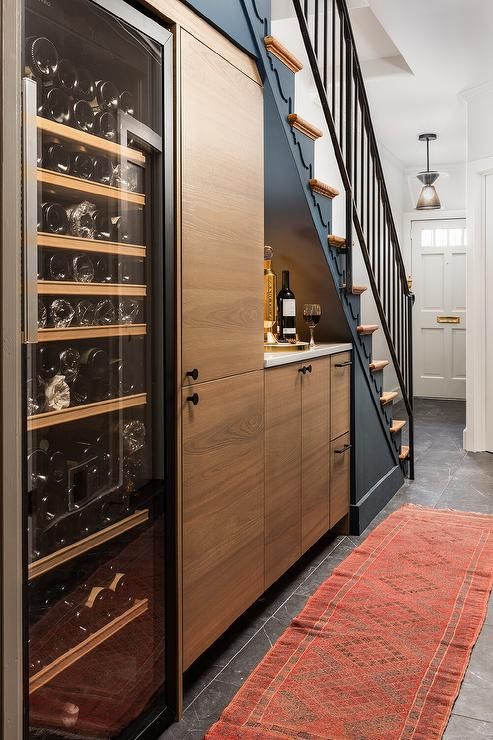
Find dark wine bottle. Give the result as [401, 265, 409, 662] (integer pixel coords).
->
[71, 99, 94, 134]
[41, 202, 69, 235]
[42, 142, 70, 174]
[47, 449, 68, 492]
[119, 90, 135, 116]
[77, 67, 95, 101]
[27, 449, 49, 495]
[25, 36, 58, 81]
[56, 58, 78, 94]
[39, 88, 70, 124]
[95, 80, 119, 111]
[37, 345, 60, 381]
[92, 154, 113, 185]
[79, 348, 108, 381]
[277, 270, 296, 341]
[59, 347, 81, 384]
[71, 375, 91, 406]
[111, 215, 130, 243]
[92, 210, 111, 241]
[95, 255, 113, 283]
[71, 152, 93, 180]
[95, 110, 117, 142]
[46, 250, 71, 280]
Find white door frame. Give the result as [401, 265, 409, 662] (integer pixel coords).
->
[464, 158, 493, 452]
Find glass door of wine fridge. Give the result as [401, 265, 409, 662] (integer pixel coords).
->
[22, 0, 175, 736]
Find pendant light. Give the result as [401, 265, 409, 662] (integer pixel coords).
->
[416, 133, 441, 210]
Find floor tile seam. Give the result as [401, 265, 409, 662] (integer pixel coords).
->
[183, 537, 349, 712]
[450, 711, 493, 725]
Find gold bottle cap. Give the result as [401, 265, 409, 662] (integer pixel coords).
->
[264, 245, 273, 260]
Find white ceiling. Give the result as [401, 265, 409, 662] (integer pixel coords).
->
[271, 0, 493, 167]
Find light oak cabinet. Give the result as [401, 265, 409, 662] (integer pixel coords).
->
[181, 32, 264, 386]
[265, 357, 330, 588]
[330, 432, 351, 527]
[331, 351, 351, 440]
[182, 371, 265, 669]
[330, 353, 351, 526]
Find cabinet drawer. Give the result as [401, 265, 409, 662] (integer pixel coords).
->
[331, 352, 351, 440]
[330, 432, 350, 527]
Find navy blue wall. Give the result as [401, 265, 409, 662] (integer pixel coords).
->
[181, 0, 266, 58]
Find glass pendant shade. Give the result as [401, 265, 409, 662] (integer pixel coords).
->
[416, 134, 441, 210]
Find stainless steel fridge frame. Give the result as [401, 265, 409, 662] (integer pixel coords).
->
[0, 0, 178, 736]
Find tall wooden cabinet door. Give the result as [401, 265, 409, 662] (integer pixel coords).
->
[330, 433, 351, 527]
[331, 352, 351, 440]
[265, 364, 302, 588]
[182, 371, 265, 668]
[181, 31, 264, 386]
[301, 358, 330, 552]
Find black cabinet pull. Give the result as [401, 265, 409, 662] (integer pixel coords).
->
[335, 361, 352, 368]
[335, 443, 352, 454]
[299, 366, 308, 375]
[186, 369, 199, 380]
[187, 393, 200, 406]
[307, 364, 312, 373]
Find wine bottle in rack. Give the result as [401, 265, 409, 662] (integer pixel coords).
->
[95, 80, 119, 111]
[42, 142, 70, 175]
[92, 210, 111, 241]
[79, 347, 108, 382]
[92, 154, 113, 185]
[41, 202, 69, 235]
[39, 88, 70, 125]
[77, 67, 95, 102]
[71, 99, 95, 134]
[55, 58, 79, 95]
[70, 152, 94, 180]
[276, 270, 296, 341]
[25, 36, 58, 81]
[119, 90, 135, 116]
[37, 345, 60, 381]
[94, 110, 117, 142]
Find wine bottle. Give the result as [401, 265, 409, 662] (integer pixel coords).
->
[77, 67, 95, 101]
[39, 88, 70, 124]
[119, 91, 135, 116]
[59, 347, 81, 384]
[43, 374, 70, 412]
[71, 375, 91, 406]
[42, 142, 70, 175]
[95, 255, 113, 283]
[111, 215, 130, 243]
[25, 36, 58, 81]
[71, 99, 95, 134]
[92, 210, 111, 241]
[276, 270, 296, 341]
[66, 201, 96, 240]
[79, 347, 108, 381]
[37, 299, 48, 330]
[46, 251, 71, 280]
[94, 299, 116, 326]
[92, 154, 113, 185]
[95, 80, 119, 111]
[37, 345, 60, 381]
[55, 58, 78, 94]
[70, 152, 93, 180]
[41, 202, 69, 235]
[95, 110, 117, 142]
[46, 449, 68, 491]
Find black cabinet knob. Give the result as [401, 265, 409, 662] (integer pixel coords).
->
[299, 366, 307, 375]
[307, 364, 312, 373]
[186, 369, 199, 380]
[187, 393, 199, 406]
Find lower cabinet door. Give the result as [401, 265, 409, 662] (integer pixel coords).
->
[265, 364, 302, 588]
[330, 432, 351, 527]
[301, 358, 330, 552]
[182, 371, 265, 668]
[331, 352, 351, 440]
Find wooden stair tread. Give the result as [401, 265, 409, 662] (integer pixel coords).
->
[357, 324, 378, 335]
[399, 445, 410, 461]
[287, 114, 323, 140]
[380, 391, 398, 406]
[309, 179, 339, 199]
[264, 35, 303, 72]
[344, 284, 367, 295]
[390, 419, 406, 434]
[328, 234, 346, 249]
[369, 360, 389, 372]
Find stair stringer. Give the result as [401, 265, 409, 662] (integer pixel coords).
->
[242, 0, 405, 482]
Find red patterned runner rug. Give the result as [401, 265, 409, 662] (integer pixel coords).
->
[206, 505, 493, 739]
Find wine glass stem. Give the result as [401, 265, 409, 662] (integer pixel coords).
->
[309, 326, 315, 348]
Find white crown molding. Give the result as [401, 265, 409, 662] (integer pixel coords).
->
[460, 78, 493, 102]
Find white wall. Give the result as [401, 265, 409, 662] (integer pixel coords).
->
[464, 84, 493, 451]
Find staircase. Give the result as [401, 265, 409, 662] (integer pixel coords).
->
[245, 0, 414, 491]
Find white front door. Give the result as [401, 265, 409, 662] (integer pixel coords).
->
[412, 219, 467, 399]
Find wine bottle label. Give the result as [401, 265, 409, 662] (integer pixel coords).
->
[281, 299, 296, 317]
[283, 327, 296, 335]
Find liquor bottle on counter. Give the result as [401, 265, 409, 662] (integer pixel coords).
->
[276, 270, 296, 342]
[263, 245, 277, 345]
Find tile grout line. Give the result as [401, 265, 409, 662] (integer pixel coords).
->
[183, 536, 349, 713]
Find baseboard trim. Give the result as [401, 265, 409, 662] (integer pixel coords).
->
[350, 465, 404, 535]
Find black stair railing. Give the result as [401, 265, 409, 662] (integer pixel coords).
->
[293, 0, 414, 478]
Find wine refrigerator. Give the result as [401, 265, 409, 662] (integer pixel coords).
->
[12, 0, 177, 736]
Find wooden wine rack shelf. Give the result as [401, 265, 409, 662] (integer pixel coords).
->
[38, 168, 146, 206]
[27, 392, 147, 431]
[38, 324, 147, 342]
[38, 232, 146, 258]
[37, 116, 147, 166]
[29, 598, 149, 694]
[28, 509, 149, 581]
[38, 280, 147, 297]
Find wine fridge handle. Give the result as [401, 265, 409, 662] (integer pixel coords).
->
[22, 77, 38, 345]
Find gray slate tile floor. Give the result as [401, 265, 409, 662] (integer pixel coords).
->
[161, 399, 493, 739]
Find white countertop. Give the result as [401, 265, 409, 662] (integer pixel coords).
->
[264, 342, 352, 368]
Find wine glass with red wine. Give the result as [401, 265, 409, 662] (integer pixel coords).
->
[303, 304, 321, 348]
